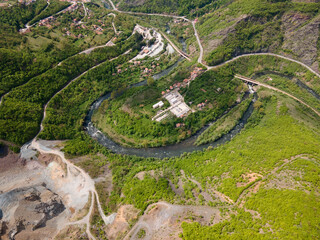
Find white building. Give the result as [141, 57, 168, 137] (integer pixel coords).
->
[170, 102, 190, 118]
[153, 101, 164, 109]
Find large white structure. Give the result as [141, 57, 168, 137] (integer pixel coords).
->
[170, 102, 190, 118]
[153, 101, 164, 109]
[152, 90, 191, 121]
[131, 25, 164, 60]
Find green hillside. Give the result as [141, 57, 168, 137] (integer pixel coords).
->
[0, 0, 320, 239]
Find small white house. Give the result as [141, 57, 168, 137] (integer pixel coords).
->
[153, 101, 164, 109]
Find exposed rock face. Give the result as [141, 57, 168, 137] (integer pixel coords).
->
[0, 185, 65, 240]
[281, 13, 320, 71]
[204, 14, 249, 57]
[1, 146, 91, 240]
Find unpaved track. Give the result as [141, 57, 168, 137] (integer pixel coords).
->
[210, 53, 320, 78]
[0, 41, 118, 107]
[22, 49, 132, 240]
[180, 170, 234, 204]
[68, 191, 96, 240]
[235, 154, 318, 206]
[124, 201, 222, 240]
[235, 74, 320, 117]
[13, 2, 320, 239]
[30, 139, 113, 239]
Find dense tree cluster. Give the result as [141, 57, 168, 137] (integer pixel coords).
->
[0, 0, 47, 31]
[119, 0, 217, 16]
[28, 0, 71, 25]
[202, 0, 320, 65]
[91, 68, 242, 148]
[0, 33, 144, 145]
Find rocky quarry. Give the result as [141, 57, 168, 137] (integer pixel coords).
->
[0, 185, 65, 240]
[0, 143, 89, 240]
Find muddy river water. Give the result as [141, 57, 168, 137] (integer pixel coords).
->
[84, 38, 256, 158]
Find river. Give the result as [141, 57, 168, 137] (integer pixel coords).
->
[83, 37, 256, 158]
[251, 70, 320, 101]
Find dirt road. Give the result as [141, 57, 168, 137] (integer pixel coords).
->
[235, 74, 320, 118]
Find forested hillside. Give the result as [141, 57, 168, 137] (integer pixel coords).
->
[196, 0, 320, 68]
[118, 0, 222, 16]
[120, 0, 320, 71]
[1, 0, 320, 239]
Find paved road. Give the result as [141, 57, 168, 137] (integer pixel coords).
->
[160, 31, 191, 61]
[107, 0, 320, 77]
[107, 0, 194, 61]
[82, 2, 87, 18]
[36, 49, 131, 137]
[210, 53, 320, 79]
[10, 3, 320, 238]
[192, 21, 208, 67]
[235, 74, 320, 118]
[23, 0, 50, 29]
[0, 38, 118, 106]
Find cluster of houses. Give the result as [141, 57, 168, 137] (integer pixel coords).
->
[38, 16, 55, 27]
[63, 27, 86, 38]
[92, 24, 104, 35]
[38, 2, 79, 28]
[114, 61, 160, 77]
[18, 0, 36, 5]
[62, 17, 107, 37]
[197, 100, 207, 110]
[161, 67, 204, 95]
[60, 0, 90, 3]
[176, 122, 185, 128]
[143, 63, 159, 74]
[61, 2, 78, 13]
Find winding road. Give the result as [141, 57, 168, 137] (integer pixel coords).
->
[13, 2, 320, 239]
[23, 49, 131, 240]
[22, 0, 51, 30]
[106, 0, 320, 78]
[192, 20, 208, 68]
[0, 37, 120, 107]
[211, 53, 320, 78]
[30, 139, 115, 240]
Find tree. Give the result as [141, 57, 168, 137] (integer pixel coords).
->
[147, 77, 155, 86]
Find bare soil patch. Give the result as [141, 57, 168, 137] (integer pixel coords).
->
[55, 224, 89, 240]
[125, 202, 222, 240]
[236, 172, 263, 188]
[106, 205, 140, 240]
[0, 147, 21, 173]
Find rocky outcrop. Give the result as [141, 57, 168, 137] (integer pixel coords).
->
[204, 14, 249, 57]
[281, 13, 320, 71]
[0, 185, 65, 240]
